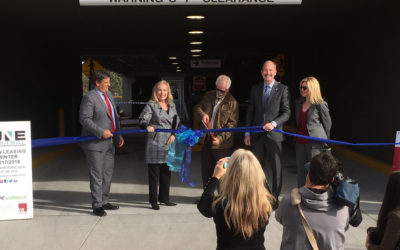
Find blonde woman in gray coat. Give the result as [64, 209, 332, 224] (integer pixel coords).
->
[139, 80, 180, 210]
[295, 76, 332, 187]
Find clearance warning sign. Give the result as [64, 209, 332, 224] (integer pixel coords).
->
[80, 0, 301, 5]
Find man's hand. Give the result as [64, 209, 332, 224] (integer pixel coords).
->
[212, 136, 220, 145]
[213, 157, 229, 179]
[166, 134, 175, 145]
[118, 136, 124, 148]
[102, 129, 113, 139]
[146, 126, 155, 132]
[202, 114, 210, 125]
[263, 122, 275, 132]
[244, 135, 251, 146]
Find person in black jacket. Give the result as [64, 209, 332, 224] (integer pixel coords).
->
[366, 172, 400, 249]
[197, 148, 276, 250]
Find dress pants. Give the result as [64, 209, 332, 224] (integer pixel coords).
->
[201, 136, 232, 188]
[83, 143, 115, 209]
[295, 142, 324, 187]
[148, 163, 171, 204]
[251, 133, 282, 198]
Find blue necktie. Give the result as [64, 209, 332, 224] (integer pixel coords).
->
[263, 85, 271, 107]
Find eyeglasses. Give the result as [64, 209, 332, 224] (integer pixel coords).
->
[300, 86, 308, 91]
[216, 88, 227, 93]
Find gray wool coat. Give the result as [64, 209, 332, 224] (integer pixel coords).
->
[294, 98, 332, 141]
[139, 101, 180, 164]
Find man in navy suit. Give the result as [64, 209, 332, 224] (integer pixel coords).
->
[244, 60, 290, 199]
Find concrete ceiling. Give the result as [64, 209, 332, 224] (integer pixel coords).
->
[3, 0, 386, 74]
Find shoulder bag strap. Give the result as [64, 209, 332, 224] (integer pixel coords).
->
[291, 188, 319, 250]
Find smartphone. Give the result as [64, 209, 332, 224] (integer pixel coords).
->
[224, 157, 230, 169]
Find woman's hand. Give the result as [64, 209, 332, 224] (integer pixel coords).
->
[146, 126, 155, 132]
[365, 233, 371, 249]
[118, 136, 124, 148]
[213, 157, 229, 179]
[166, 134, 175, 145]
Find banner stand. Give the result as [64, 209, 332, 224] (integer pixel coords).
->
[0, 121, 33, 221]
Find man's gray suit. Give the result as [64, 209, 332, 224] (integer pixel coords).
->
[79, 88, 120, 209]
[245, 81, 290, 197]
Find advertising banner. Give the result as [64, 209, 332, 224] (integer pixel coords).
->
[0, 121, 33, 221]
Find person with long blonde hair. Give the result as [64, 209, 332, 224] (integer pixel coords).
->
[197, 148, 276, 250]
[139, 80, 180, 210]
[295, 76, 332, 187]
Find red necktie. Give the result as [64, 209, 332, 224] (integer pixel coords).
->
[103, 93, 115, 132]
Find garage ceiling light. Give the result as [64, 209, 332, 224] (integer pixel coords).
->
[186, 15, 205, 20]
[188, 31, 203, 34]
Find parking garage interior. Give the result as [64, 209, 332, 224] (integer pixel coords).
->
[3, 0, 400, 164]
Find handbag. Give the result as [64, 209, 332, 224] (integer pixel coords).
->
[291, 188, 319, 250]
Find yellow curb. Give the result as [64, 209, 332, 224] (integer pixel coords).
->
[32, 144, 78, 169]
[285, 125, 391, 175]
[331, 145, 391, 176]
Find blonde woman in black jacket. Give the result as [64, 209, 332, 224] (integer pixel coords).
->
[197, 149, 276, 250]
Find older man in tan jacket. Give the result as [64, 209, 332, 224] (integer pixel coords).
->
[195, 75, 239, 188]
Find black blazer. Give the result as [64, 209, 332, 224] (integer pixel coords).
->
[245, 81, 291, 142]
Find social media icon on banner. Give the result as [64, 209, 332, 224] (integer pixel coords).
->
[18, 203, 28, 213]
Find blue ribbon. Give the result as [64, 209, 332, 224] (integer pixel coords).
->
[31, 125, 400, 187]
[166, 125, 201, 187]
[32, 126, 400, 148]
[273, 128, 400, 146]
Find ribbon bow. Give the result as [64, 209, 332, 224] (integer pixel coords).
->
[166, 125, 202, 187]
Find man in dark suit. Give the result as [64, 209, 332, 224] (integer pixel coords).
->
[80, 70, 124, 216]
[244, 60, 290, 198]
